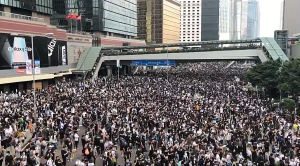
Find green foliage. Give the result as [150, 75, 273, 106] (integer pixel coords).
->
[282, 98, 296, 112]
[244, 59, 281, 89]
[245, 59, 300, 96]
[277, 59, 300, 95]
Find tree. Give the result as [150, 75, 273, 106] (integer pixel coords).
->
[277, 59, 300, 96]
[245, 59, 300, 98]
[282, 98, 296, 113]
[244, 60, 281, 90]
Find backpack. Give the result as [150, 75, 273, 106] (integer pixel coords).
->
[85, 148, 89, 155]
[121, 139, 127, 146]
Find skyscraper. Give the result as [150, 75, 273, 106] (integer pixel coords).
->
[279, 0, 284, 30]
[180, 0, 202, 42]
[51, 0, 137, 38]
[137, 0, 180, 44]
[283, 0, 300, 36]
[247, 0, 260, 39]
[229, 0, 248, 40]
[219, 0, 231, 40]
[201, 0, 220, 41]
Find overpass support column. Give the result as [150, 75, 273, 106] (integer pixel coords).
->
[107, 67, 112, 77]
[55, 78, 60, 84]
[123, 66, 127, 75]
[3, 85, 9, 93]
[18, 83, 24, 91]
[27, 82, 32, 90]
[42, 80, 49, 89]
[127, 66, 132, 75]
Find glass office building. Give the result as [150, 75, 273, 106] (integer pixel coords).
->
[230, 0, 248, 40]
[51, 0, 137, 37]
[0, 0, 52, 15]
[201, 0, 220, 41]
[137, 0, 180, 44]
[247, 0, 260, 39]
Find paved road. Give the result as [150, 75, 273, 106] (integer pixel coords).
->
[55, 126, 137, 166]
[1, 125, 34, 166]
[1, 124, 138, 166]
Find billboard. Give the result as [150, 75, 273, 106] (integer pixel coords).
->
[0, 33, 68, 70]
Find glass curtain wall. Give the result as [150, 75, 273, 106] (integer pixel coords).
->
[101, 0, 137, 37]
[0, 0, 52, 15]
[247, 0, 260, 39]
[201, 0, 220, 41]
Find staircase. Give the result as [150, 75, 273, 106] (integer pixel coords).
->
[133, 66, 140, 75]
[91, 53, 104, 81]
[225, 61, 235, 69]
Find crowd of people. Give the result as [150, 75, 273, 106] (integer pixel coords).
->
[0, 62, 299, 166]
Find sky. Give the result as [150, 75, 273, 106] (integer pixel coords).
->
[258, 0, 283, 37]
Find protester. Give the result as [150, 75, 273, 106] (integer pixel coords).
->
[0, 62, 299, 166]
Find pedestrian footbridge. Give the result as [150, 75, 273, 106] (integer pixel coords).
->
[71, 38, 292, 80]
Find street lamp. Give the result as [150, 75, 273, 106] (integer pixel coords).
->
[12, 33, 53, 120]
[167, 45, 169, 82]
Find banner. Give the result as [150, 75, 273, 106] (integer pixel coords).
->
[26, 60, 32, 74]
[34, 60, 41, 74]
[117, 60, 120, 67]
[16, 69, 25, 73]
[0, 33, 68, 70]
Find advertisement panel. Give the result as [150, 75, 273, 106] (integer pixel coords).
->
[34, 60, 41, 74]
[0, 33, 68, 70]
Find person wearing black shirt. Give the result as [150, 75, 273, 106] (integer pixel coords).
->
[5, 151, 13, 166]
[198, 157, 205, 166]
[59, 130, 65, 146]
[177, 148, 184, 161]
[269, 154, 275, 166]
[61, 146, 68, 166]
[55, 156, 64, 166]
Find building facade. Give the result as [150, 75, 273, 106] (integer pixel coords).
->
[180, 0, 202, 42]
[51, 0, 137, 38]
[247, 0, 260, 39]
[219, 0, 231, 40]
[0, 0, 52, 15]
[137, 0, 180, 44]
[0, 0, 52, 24]
[201, 0, 219, 41]
[283, 0, 300, 36]
[229, 0, 248, 40]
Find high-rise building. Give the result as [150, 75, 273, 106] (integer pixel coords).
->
[279, 0, 284, 30]
[137, 0, 180, 44]
[283, 0, 300, 36]
[180, 0, 202, 42]
[229, 0, 248, 40]
[219, 0, 231, 40]
[51, 0, 137, 38]
[201, 0, 220, 41]
[0, 0, 52, 24]
[247, 0, 260, 39]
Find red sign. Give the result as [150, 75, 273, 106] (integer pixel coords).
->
[17, 69, 25, 73]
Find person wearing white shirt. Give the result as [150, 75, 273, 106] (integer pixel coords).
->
[47, 158, 54, 166]
[74, 132, 79, 149]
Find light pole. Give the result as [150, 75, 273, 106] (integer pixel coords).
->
[279, 55, 284, 102]
[13, 33, 53, 120]
[117, 51, 120, 80]
[167, 45, 169, 82]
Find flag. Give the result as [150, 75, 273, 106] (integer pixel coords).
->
[70, 12, 77, 19]
[66, 13, 71, 20]
[76, 15, 82, 20]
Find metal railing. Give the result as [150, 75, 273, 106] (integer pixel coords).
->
[0, 11, 44, 22]
[67, 30, 94, 36]
[103, 45, 261, 56]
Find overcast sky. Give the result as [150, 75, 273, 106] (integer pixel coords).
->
[258, 0, 283, 37]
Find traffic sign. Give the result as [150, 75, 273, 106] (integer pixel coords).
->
[131, 60, 175, 66]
